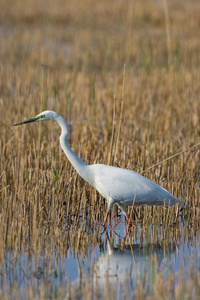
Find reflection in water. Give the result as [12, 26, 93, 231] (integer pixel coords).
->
[1, 237, 199, 299]
[68, 242, 176, 299]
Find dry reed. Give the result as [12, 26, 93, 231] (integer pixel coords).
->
[0, 0, 199, 299]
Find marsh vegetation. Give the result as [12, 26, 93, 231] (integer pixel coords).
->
[0, 0, 199, 299]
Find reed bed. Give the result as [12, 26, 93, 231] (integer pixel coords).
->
[0, 0, 199, 299]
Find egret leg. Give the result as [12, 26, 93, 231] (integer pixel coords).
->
[116, 203, 133, 231]
[103, 212, 109, 227]
[103, 198, 115, 227]
[124, 212, 133, 230]
[104, 227, 110, 240]
[101, 222, 110, 240]
[102, 212, 110, 240]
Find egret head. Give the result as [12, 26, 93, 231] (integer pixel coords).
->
[13, 110, 59, 126]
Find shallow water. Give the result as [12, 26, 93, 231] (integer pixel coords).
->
[1, 215, 200, 299]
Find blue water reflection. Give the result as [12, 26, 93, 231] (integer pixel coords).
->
[1, 219, 200, 299]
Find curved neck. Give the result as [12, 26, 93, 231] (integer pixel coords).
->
[56, 116, 88, 179]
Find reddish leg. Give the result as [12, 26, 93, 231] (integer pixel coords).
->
[124, 212, 133, 236]
[103, 211, 109, 227]
[102, 212, 110, 240]
[104, 227, 110, 240]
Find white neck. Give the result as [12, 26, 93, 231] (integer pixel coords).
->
[56, 115, 89, 181]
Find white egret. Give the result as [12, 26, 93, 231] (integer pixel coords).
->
[14, 110, 183, 229]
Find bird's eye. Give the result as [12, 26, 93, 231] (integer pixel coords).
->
[41, 115, 45, 118]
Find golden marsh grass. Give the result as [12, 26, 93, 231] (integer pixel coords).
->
[0, 0, 200, 299]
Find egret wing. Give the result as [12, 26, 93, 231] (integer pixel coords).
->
[88, 164, 181, 206]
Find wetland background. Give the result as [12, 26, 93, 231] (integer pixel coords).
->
[0, 0, 200, 299]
